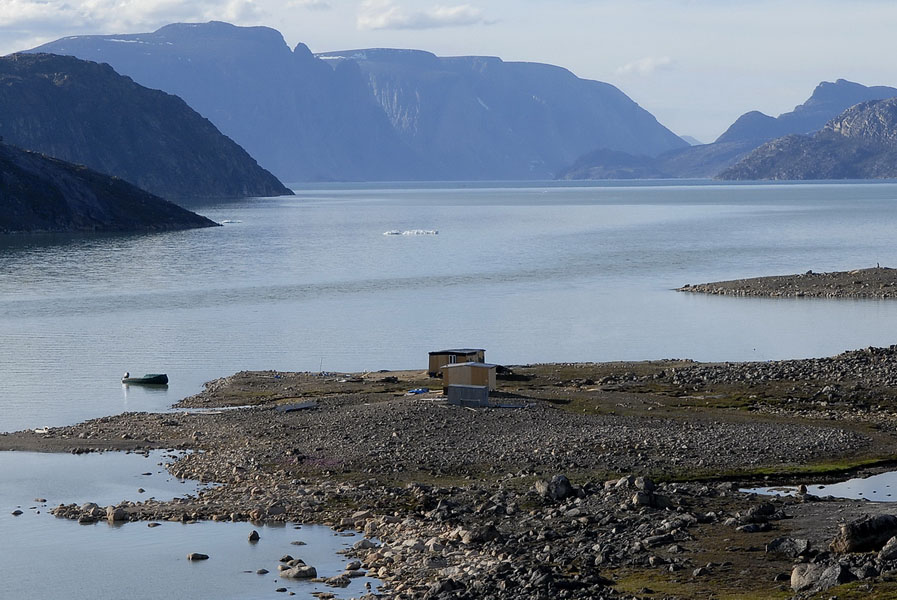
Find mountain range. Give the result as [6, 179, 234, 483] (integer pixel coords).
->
[559, 79, 897, 180]
[0, 52, 291, 200]
[0, 141, 218, 233]
[720, 98, 897, 180]
[31, 21, 688, 182]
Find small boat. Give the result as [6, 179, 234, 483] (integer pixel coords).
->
[121, 372, 169, 385]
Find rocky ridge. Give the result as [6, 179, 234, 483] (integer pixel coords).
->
[719, 98, 897, 180]
[0, 52, 292, 200]
[0, 141, 219, 233]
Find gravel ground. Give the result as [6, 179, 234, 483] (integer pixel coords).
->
[677, 266, 897, 298]
[5, 350, 897, 599]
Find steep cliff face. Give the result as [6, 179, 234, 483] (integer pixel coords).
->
[0, 143, 219, 233]
[719, 98, 897, 180]
[0, 53, 292, 199]
[32, 22, 687, 182]
[31, 23, 427, 182]
[320, 49, 687, 180]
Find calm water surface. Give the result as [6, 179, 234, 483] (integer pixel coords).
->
[5, 181, 897, 597]
[4, 181, 897, 431]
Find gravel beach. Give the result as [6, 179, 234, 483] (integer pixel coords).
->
[677, 266, 897, 298]
[6, 349, 897, 599]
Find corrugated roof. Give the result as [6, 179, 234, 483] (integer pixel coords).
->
[429, 348, 484, 355]
[441, 362, 497, 369]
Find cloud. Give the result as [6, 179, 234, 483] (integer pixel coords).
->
[616, 56, 675, 76]
[357, 0, 489, 30]
[0, 0, 267, 53]
[288, 0, 331, 9]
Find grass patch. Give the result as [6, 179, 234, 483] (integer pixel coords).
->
[658, 455, 897, 485]
[808, 580, 897, 599]
[612, 568, 792, 600]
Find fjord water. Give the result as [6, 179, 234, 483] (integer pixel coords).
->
[4, 181, 897, 599]
[5, 181, 897, 433]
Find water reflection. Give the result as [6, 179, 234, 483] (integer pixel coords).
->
[0, 450, 379, 600]
[746, 470, 897, 501]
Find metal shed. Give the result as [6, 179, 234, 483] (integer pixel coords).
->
[447, 384, 490, 407]
[441, 362, 497, 393]
[428, 348, 485, 377]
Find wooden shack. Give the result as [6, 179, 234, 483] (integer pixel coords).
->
[428, 348, 485, 377]
[441, 362, 496, 393]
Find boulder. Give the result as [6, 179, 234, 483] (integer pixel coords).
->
[535, 475, 576, 502]
[766, 537, 810, 558]
[248, 530, 260, 542]
[281, 565, 317, 579]
[878, 536, 897, 562]
[791, 562, 855, 593]
[187, 553, 209, 561]
[106, 506, 127, 522]
[830, 514, 897, 553]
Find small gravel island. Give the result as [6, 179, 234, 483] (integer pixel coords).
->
[678, 266, 897, 298]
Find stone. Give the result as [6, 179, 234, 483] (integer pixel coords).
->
[791, 562, 856, 593]
[256, 568, 269, 575]
[11, 510, 23, 516]
[248, 530, 260, 542]
[187, 553, 209, 561]
[830, 514, 897, 553]
[635, 477, 656, 493]
[106, 506, 127, 522]
[280, 565, 317, 579]
[878, 536, 897, 562]
[766, 536, 810, 558]
[353, 538, 379, 550]
[535, 474, 576, 502]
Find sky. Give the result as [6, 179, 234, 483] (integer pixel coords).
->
[2, 0, 897, 142]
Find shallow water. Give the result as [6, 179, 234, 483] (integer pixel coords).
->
[0, 451, 377, 600]
[5, 180, 897, 597]
[747, 470, 897, 502]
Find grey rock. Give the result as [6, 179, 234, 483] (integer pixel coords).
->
[280, 565, 317, 579]
[878, 536, 897, 562]
[766, 536, 810, 558]
[187, 553, 209, 561]
[791, 562, 856, 593]
[830, 514, 897, 553]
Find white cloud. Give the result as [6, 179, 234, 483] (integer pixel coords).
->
[357, 0, 489, 31]
[615, 56, 674, 76]
[288, 0, 331, 10]
[0, 0, 262, 34]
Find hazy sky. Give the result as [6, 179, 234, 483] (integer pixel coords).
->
[3, 0, 896, 142]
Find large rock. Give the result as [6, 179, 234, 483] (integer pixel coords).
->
[830, 514, 897, 553]
[791, 562, 856, 593]
[280, 565, 317, 579]
[878, 536, 897, 562]
[106, 506, 128, 522]
[766, 537, 810, 558]
[535, 475, 576, 502]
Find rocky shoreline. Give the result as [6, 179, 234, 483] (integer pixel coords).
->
[7, 349, 897, 598]
[677, 266, 897, 298]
